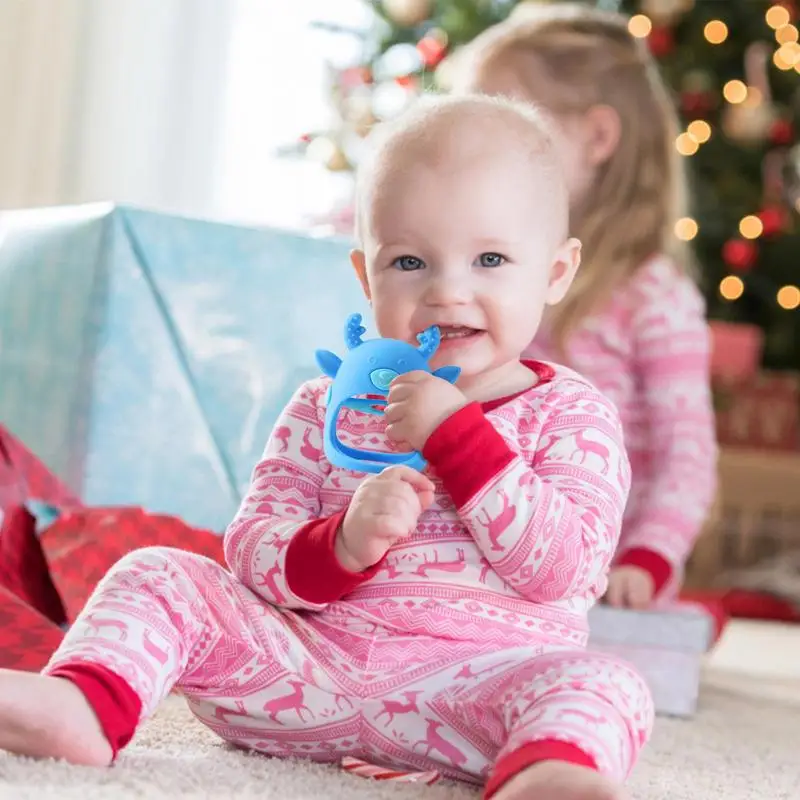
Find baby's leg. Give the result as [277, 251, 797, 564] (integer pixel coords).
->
[0, 546, 258, 765]
[485, 650, 653, 800]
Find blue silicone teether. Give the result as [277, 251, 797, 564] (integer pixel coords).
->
[315, 314, 461, 474]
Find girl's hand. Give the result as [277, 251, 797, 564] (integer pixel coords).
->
[604, 566, 655, 610]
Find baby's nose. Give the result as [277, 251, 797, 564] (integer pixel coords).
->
[423, 271, 473, 305]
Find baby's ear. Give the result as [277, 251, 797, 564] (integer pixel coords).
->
[350, 249, 371, 300]
[545, 238, 582, 306]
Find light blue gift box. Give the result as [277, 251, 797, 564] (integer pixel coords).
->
[0, 203, 367, 531]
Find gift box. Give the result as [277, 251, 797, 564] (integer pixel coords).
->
[588, 604, 714, 718]
[686, 448, 800, 589]
[708, 321, 764, 383]
[714, 371, 800, 452]
[0, 204, 366, 530]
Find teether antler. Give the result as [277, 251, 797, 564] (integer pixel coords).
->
[345, 314, 367, 350]
[416, 327, 440, 360]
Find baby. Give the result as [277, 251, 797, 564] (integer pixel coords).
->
[0, 95, 652, 800]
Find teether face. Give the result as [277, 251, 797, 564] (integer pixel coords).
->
[314, 314, 461, 473]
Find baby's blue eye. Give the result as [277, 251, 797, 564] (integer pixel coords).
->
[392, 255, 425, 271]
[370, 368, 399, 391]
[477, 252, 505, 268]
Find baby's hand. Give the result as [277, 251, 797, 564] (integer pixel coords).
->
[384, 371, 467, 452]
[604, 566, 655, 610]
[335, 466, 435, 572]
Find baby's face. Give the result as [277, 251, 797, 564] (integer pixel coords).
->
[353, 144, 577, 391]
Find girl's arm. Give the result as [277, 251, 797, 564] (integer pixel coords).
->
[422, 382, 630, 603]
[614, 269, 718, 594]
[224, 381, 378, 610]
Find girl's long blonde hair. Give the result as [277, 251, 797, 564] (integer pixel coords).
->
[455, 2, 693, 354]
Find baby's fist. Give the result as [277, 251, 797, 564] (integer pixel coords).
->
[336, 466, 435, 572]
[384, 372, 467, 451]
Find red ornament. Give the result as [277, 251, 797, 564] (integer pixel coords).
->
[647, 26, 675, 58]
[395, 74, 417, 89]
[416, 35, 447, 68]
[681, 90, 715, 117]
[769, 119, 795, 146]
[722, 238, 758, 271]
[758, 206, 786, 237]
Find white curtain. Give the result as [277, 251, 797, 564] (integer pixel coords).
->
[0, 0, 86, 208]
[0, 0, 235, 217]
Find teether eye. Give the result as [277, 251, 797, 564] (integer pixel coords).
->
[370, 368, 398, 391]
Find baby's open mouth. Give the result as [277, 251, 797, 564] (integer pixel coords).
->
[437, 325, 483, 339]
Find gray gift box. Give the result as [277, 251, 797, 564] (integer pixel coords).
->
[588, 605, 714, 718]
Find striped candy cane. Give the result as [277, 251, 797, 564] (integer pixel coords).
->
[341, 756, 441, 785]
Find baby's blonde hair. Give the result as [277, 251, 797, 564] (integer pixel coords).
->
[455, 2, 692, 353]
[354, 93, 568, 246]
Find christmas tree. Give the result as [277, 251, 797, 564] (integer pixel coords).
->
[298, 0, 800, 371]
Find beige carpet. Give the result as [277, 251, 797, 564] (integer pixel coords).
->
[1, 621, 798, 799]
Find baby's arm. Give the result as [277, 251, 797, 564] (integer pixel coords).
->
[422, 384, 630, 602]
[224, 381, 379, 610]
[614, 272, 718, 593]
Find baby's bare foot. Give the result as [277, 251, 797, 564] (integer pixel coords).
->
[0, 669, 113, 766]
[492, 760, 627, 800]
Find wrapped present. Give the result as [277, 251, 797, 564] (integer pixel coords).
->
[685, 448, 800, 588]
[588, 604, 714, 718]
[708, 320, 764, 382]
[0, 583, 65, 671]
[0, 204, 366, 531]
[714, 371, 800, 452]
[43, 506, 225, 622]
[0, 425, 81, 515]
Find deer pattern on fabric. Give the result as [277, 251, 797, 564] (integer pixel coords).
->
[45, 365, 653, 784]
[525, 257, 718, 595]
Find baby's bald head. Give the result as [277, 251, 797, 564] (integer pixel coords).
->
[354, 93, 569, 247]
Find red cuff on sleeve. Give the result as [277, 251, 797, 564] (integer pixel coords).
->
[422, 403, 516, 508]
[484, 739, 598, 798]
[616, 547, 673, 595]
[48, 662, 142, 759]
[284, 510, 383, 605]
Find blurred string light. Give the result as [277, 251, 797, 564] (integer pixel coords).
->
[723, 79, 748, 104]
[675, 132, 699, 155]
[775, 24, 798, 45]
[627, 14, 652, 38]
[766, 5, 791, 30]
[739, 215, 764, 239]
[687, 119, 711, 143]
[719, 275, 745, 301]
[704, 20, 728, 45]
[777, 285, 800, 310]
[674, 217, 699, 241]
[676, 120, 712, 156]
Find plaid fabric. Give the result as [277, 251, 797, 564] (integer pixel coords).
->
[0, 582, 64, 670]
[44, 506, 225, 623]
[0, 425, 81, 514]
[0, 424, 226, 669]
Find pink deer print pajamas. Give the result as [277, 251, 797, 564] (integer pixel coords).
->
[44, 360, 653, 797]
[525, 257, 719, 600]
